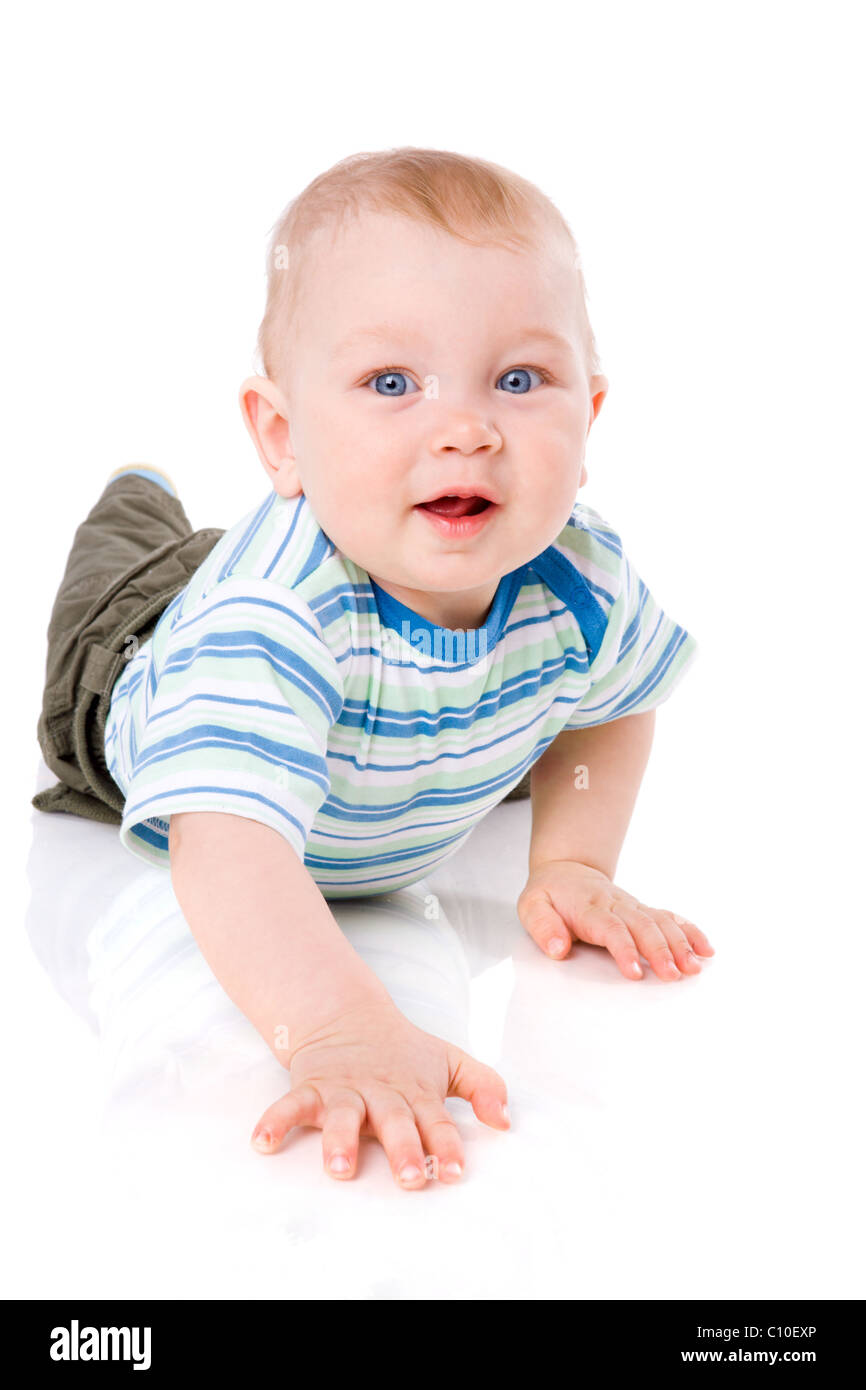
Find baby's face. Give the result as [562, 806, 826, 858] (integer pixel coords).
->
[267, 210, 606, 630]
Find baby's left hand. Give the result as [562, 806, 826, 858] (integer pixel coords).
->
[516, 860, 714, 981]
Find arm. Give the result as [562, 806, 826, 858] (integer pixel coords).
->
[168, 810, 392, 1062]
[528, 711, 656, 878]
[168, 811, 510, 1185]
[518, 712, 713, 979]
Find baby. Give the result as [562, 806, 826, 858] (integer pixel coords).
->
[40, 148, 713, 1188]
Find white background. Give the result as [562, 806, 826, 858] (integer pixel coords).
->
[2, 0, 863, 1299]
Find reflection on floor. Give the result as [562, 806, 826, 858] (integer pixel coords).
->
[23, 764, 852, 1300]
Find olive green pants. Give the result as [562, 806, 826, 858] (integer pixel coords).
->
[31, 473, 225, 825]
[31, 472, 531, 827]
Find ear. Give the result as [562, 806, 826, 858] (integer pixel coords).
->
[588, 373, 608, 426]
[238, 375, 302, 498]
[578, 374, 609, 490]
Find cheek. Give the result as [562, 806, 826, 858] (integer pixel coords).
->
[507, 441, 584, 538]
[301, 453, 392, 534]
[295, 399, 367, 474]
[513, 397, 586, 455]
[512, 433, 583, 500]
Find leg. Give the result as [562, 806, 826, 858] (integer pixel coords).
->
[33, 470, 224, 822]
[44, 469, 193, 653]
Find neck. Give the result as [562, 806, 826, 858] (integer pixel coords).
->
[369, 575, 500, 631]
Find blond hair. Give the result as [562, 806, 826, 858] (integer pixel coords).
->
[255, 146, 601, 390]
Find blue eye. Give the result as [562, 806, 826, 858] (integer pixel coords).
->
[496, 367, 545, 394]
[367, 370, 419, 396]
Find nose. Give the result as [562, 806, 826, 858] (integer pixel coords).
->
[429, 412, 502, 456]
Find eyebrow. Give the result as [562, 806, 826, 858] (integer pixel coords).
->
[334, 324, 575, 358]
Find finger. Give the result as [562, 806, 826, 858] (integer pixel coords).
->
[672, 914, 715, 956]
[617, 905, 682, 980]
[650, 911, 704, 974]
[320, 1089, 365, 1180]
[446, 1045, 511, 1130]
[571, 903, 645, 979]
[251, 1084, 322, 1153]
[412, 1096, 466, 1183]
[363, 1088, 428, 1189]
[518, 893, 572, 959]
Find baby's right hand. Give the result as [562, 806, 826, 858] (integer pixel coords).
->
[250, 999, 510, 1188]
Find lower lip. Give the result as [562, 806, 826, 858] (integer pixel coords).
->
[414, 503, 498, 539]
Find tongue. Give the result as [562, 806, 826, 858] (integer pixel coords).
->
[422, 495, 487, 517]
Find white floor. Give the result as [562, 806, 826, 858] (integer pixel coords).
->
[8, 712, 864, 1301]
[4, 0, 864, 1306]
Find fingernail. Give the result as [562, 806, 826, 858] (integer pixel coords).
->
[549, 937, 569, 956]
[630, 961, 643, 977]
[252, 1128, 272, 1148]
[329, 1153, 350, 1173]
[444, 1162, 463, 1178]
[500, 1104, 510, 1124]
[400, 1164, 423, 1183]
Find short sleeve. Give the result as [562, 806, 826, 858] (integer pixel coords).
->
[116, 576, 344, 867]
[560, 511, 698, 729]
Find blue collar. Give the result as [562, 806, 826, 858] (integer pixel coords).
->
[369, 565, 529, 659]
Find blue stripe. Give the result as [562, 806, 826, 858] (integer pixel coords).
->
[318, 749, 548, 817]
[304, 826, 470, 871]
[568, 515, 623, 558]
[335, 650, 589, 736]
[148, 689, 333, 725]
[217, 493, 276, 582]
[262, 498, 304, 578]
[130, 821, 169, 851]
[531, 548, 610, 657]
[172, 592, 327, 647]
[296, 528, 336, 584]
[315, 852, 472, 893]
[162, 631, 343, 722]
[124, 784, 309, 841]
[597, 626, 690, 719]
[132, 725, 330, 791]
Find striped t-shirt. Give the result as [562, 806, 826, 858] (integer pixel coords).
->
[104, 490, 698, 896]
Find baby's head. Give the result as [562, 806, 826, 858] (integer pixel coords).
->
[240, 147, 608, 628]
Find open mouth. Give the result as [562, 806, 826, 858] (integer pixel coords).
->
[416, 495, 493, 518]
